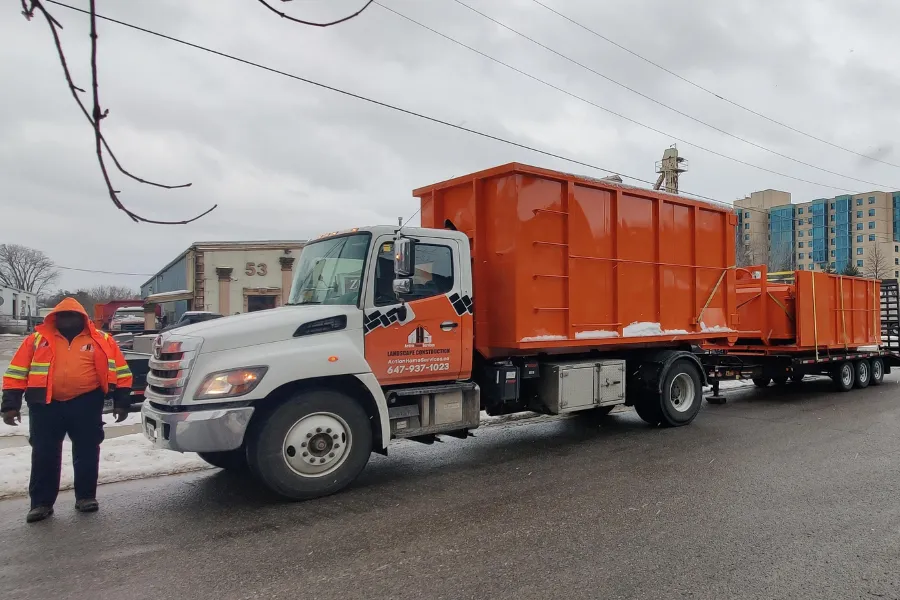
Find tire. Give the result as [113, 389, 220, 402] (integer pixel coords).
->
[870, 358, 885, 386]
[854, 360, 871, 389]
[246, 390, 372, 501]
[635, 361, 703, 427]
[197, 449, 248, 471]
[752, 377, 772, 388]
[771, 376, 789, 386]
[832, 362, 854, 392]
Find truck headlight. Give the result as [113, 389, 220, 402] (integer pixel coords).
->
[194, 367, 268, 400]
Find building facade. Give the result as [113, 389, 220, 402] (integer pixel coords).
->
[0, 285, 37, 334]
[141, 240, 306, 322]
[736, 190, 900, 277]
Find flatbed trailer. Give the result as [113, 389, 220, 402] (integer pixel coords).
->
[701, 347, 900, 403]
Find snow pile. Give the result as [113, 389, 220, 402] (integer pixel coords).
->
[574, 330, 619, 340]
[520, 335, 567, 342]
[700, 322, 734, 333]
[0, 433, 213, 499]
[622, 322, 689, 337]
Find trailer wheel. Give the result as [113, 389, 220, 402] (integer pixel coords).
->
[854, 360, 871, 389]
[832, 362, 854, 392]
[197, 449, 248, 472]
[752, 377, 771, 388]
[772, 376, 789, 386]
[870, 358, 885, 386]
[635, 361, 703, 427]
[246, 390, 372, 501]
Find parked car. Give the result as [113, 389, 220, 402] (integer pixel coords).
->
[161, 311, 224, 331]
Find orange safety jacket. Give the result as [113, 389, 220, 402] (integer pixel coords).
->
[1, 298, 133, 412]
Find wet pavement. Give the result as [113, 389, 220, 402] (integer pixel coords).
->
[2, 377, 900, 600]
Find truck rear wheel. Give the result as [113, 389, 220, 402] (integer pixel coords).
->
[197, 449, 248, 471]
[854, 360, 871, 389]
[870, 358, 885, 386]
[752, 377, 771, 388]
[246, 390, 372, 501]
[833, 362, 854, 392]
[635, 361, 703, 427]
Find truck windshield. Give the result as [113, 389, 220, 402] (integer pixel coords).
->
[288, 233, 371, 306]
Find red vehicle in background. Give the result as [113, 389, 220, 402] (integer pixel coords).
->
[93, 300, 160, 332]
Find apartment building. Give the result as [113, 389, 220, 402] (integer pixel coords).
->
[735, 190, 900, 277]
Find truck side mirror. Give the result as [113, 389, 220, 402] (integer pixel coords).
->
[394, 238, 413, 277]
[393, 278, 412, 296]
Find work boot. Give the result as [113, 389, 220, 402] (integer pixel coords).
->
[75, 499, 99, 513]
[26, 506, 54, 523]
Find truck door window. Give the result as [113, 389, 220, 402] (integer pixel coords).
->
[374, 242, 454, 306]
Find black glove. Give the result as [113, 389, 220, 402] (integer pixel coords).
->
[2, 409, 21, 426]
[112, 407, 129, 423]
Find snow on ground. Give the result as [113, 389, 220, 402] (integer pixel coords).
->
[0, 412, 142, 437]
[0, 433, 213, 500]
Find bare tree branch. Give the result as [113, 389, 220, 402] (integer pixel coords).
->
[256, 0, 374, 27]
[864, 245, 892, 280]
[21, 0, 217, 225]
[0, 244, 60, 297]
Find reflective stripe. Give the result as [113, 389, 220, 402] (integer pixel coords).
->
[3, 370, 26, 380]
[116, 370, 133, 378]
[33, 333, 42, 349]
[115, 365, 131, 373]
[6, 365, 27, 373]
[29, 367, 49, 375]
[30, 362, 50, 367]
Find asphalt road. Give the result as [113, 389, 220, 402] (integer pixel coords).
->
[3, 377, 900, 600]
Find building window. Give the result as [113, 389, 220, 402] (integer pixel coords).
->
[831, 227, 835, 234]
[857, 235, 863, 243]
[869, 209, 876, 217]
[831, 239, 836, 246]
[798, 208, 804, 214]
[798, 265, 804, 271]
[808, 229, 813, 236]
[857, 198, 863, 206]
[809, 263, 814, 270]
[807, 217, 813, 224]
[857, 223, 863, 230]
[857, 248, 864, 255]
[744, 211, 750, 219]
[799, 253, 805, 259]
[869, 221, 876, 229]
[798, 231, 804, 237]
[857, 210, 863, 218]
[896, 245, 899, 252]
[869, 234, 876, 242]
[797, 219, 803, 226]
[830, 214, 835, 222]
[831, 250, 835, 257]
[830, 203, 835, 210]
[744, 234, 750, 241]
[744, 223, 750, 230]
[869, 197, 876, 204]
[798, 241, 805, 248]
[896, 258, 899, 266]
[858, 260, 864, 267]
[830, 262, 836, 270]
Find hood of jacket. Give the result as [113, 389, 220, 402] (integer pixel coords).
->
[40, 297, 92, 333]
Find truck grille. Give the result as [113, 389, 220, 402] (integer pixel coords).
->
[145, 337, 199, 404]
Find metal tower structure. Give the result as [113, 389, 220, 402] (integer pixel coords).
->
[654, 145, 689, 194]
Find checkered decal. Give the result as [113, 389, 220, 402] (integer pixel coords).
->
[364, 306, 408, 334]
[448, 293, 473, 316]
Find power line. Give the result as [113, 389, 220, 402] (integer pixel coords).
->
[44, 1, 899, 248]
[448, 0, 900, 191]
[57, 265, 155, 276]
[255, 0, 374, 27]
[529, 0, 900, 171]
[375, 1, 868, 195]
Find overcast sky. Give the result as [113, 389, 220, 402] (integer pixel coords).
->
[3, 0, 900, 291]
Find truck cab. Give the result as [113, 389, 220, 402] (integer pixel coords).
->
[141, 226, 476, 499]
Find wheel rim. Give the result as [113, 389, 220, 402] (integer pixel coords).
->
[669, 373, 696, 413]
[841, 365, 853, 387]
[859, 362, 869, 383]
[283, 412, 351, 478]
[873, 360, 883, 380]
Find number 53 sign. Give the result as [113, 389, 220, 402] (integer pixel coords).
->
[245, 262, 268, 276]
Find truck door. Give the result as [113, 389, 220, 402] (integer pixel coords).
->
[363, 236, 465, 385]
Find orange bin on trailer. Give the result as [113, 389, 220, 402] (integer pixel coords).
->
[713, 265, 881, 351]
[413, 163, 739, 359]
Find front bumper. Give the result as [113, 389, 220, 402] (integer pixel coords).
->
[141, 401, 254, 453]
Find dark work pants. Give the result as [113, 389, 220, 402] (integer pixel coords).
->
[28, 389, 105, 508]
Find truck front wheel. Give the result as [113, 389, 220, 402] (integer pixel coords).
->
[246, 390, 373, 501]
[634, 361, 703, 427]
[197, 449, 248, 471]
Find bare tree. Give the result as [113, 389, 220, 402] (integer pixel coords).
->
[87, 285, 138, 303]
[863, 245, 892, 279]
[0, 244, 60, 296]
[767, 242, 794, 272]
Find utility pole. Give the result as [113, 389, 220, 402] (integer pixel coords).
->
[654, 145, 689, 194]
